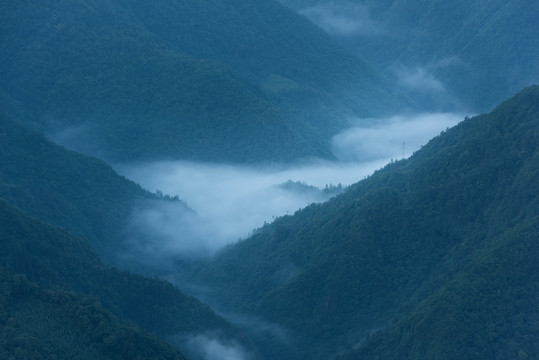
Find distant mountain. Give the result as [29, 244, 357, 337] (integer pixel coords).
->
[184, 85, 539, 359]
[0, 0, 406, 163]
[121, 0, 410, 130]
[0, 198, 254, 359]
[278, 0, 539, 111]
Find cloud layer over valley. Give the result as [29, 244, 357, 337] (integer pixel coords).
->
[116, 113, 463, 262]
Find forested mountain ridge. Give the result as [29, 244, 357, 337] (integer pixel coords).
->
[0, 269, 188, 360]
[0, 112, 161, 260]
[120, 0, 410, 129]
[340, 218, 538, 359]
[0, 198, 255, 359]
[278, 0, 539, 111]
[184, 85, 539, 359]
[1, 0, 536, 358]
[0, 0, 405, 163]
[0, 0, 325, 162]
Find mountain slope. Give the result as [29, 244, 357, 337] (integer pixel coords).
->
[0, 0, 406, 163]
[122, 0, 410, 128]
[340, 219, 538, 359]
[0, 116, 252, 344]
[0, 0, 329, 162]
[0, 198, 254, 358]
[184, 85, 539, 359]
[0, 269, 188, 360]
[279, 0, 539, 111]
[0, 113, 159, 260]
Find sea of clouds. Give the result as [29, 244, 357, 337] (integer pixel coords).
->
[115, 113, 464, 261]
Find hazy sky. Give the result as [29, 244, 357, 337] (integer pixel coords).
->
[116, 113, 464, 259]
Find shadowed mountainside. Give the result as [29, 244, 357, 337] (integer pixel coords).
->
[1, 0, 408, 162]
[278, 0, 539, 112]
[183, 85, 539, 359]
[0, 113, 161, 260]
[0, 198, 256, 359]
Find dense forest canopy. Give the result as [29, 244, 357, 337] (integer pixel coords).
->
[0, 0, 409, 163]
[0, 0, 537, 358]
[182, 85, 539, 359]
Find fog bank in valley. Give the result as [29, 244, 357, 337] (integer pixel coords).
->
[116, 113, 463, 261]
[298, 1, 387, 37]
[332, 112, 464, 161]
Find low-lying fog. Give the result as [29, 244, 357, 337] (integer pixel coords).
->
[115, 113, 463, 259]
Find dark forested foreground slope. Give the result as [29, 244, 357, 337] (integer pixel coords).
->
[184, 86, 539, 359]
[0, 270, 188, 360]
[340, 221, 538, 360]
[0, 0, 405, 163]
[279, 0, 539, 112]
[0, 198, 255, 359]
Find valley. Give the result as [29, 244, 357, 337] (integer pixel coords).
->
[0, 1, 537, 359]
[114, 112, 463, 261]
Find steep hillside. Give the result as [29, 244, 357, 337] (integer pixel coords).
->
[0, 0, 405, 163]
[0, 270, 187, 360]
[122, 0, 409, 129]
[184, 85, 539, 359]
[0, 0, 328, 162]
[0, 198, 254, 358]
[340, 219, 538, 359]
[279, 0, 539, 111]
[0, 113, 160, 259]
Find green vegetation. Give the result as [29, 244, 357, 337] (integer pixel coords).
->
[279, 0, 539, 111]
[0, 106, 255, 359]
[341, 220, 538, 359]
[0, 269, 188, 360]
[0, 0, 327, 162]
[0, 198, 252, 357]
[1, 1, 537, 358]
[123, 0, 410, 127]
[279, 180, 344, 197]
[0, 0, 407, 163]
[188, 85, 539, 359]
[0, 113, 158, 258]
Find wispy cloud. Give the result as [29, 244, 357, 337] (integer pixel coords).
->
[171, 333, 254, 360]
[188, 334, 252, 360]
[299, 1, 386, 37]
[331, 113, 463, 161]
[391, 57, 468, 110]
[394, 66, 446, 93]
